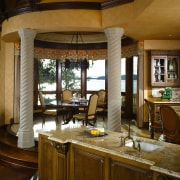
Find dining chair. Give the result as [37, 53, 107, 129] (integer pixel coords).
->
[39, 92, 60, 127]
[160, 105, 180, 144]
[62, 89, 73, 102]
[62, 89, 74, 119]
[144, 99, 163, 139]
[96, 89, 107, 121]
[73, 94, 98, 126]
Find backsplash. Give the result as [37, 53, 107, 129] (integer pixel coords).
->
[152, 87, 180, 100]
[171, 88, 180, 100]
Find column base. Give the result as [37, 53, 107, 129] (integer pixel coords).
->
[17, 129, 35, 148]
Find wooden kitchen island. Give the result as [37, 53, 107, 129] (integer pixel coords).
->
[38, 125, 180, 180]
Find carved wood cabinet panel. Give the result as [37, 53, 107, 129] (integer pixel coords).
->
[70, 144, 152, 180]
[38, 135, 56, 180]
[38, 135, 69, 180]
[72, 148, 105, 180]
[110, 160, 152, 180]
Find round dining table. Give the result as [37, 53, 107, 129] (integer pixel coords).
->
[50, 99, 88, 124]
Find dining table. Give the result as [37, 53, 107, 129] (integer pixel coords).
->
[51, 99, 88, 124]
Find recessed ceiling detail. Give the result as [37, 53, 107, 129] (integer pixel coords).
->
[36, 32, 107, 43]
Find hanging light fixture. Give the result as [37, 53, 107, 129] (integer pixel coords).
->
[61, 32, 94, 69]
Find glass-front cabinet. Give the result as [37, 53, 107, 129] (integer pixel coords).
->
[151, 55, 180, 86]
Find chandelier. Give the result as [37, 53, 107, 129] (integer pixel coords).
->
[61, 32, 94, 69]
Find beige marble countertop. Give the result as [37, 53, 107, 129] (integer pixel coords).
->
[38, 124, 180, 178]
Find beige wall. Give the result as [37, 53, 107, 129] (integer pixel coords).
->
[143, 50, 152, 123]
[0, 37, 5, 125]
[2, 42, 14, 124]
[144, 40, 180, 50]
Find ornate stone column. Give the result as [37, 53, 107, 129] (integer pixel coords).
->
[18, 29, 36, 148]
[104, 27, 124, 132]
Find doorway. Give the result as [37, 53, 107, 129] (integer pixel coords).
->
[121, 56, 138, 119]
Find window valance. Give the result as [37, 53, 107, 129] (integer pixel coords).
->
[15, 41, 140, 59]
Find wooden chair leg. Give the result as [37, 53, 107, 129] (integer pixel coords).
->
[42, 115, 45, 128]
[55, 115, 58, 125]
[102, 110, 105, 121]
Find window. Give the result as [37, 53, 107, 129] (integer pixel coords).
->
[120, 56, 138, 117]
[61, 66, 81, 91]
[121, 58, 126, 92]
[34, 58, 107, 105]
[86, 59, 105, 99]
[87, 60, 105, 90]
[133, 56, 138, 114]
[38, 59, 56, 103]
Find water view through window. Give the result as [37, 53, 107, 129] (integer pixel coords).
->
[37, 58, 137, 104]
[87, 60, 105, 90]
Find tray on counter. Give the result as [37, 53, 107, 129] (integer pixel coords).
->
[84, 128, 108, 137]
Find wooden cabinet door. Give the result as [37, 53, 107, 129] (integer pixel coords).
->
[38, 135, 56, 180]
[166, 56, 180, 86]
[151, 56, 167, 86]
[151, 55, 180, 87]
[71, 148, 105, 180]
[55, 142, 69, 180]
[110, 160, 152, 180]
[39, 135, 69, 180]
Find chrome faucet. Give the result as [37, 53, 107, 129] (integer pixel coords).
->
[124, 120, 136, 147]
[136, 140, 141, 153]
[123, 120, 141, 152]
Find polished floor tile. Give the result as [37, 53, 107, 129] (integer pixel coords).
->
[11, 114, 162, 141]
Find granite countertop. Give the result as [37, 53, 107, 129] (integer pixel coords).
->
[38, 125, 180, 178]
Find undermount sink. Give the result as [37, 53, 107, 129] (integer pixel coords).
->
[138, 142, 161, 152]
[124, 140, 162, 152]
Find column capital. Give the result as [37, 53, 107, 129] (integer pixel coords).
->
[18, 28, 36, 40]
[104, 27, 124, 39]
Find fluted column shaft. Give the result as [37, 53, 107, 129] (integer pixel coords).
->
[104, 27, 124, 132]
[18, 29, 36, 148]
